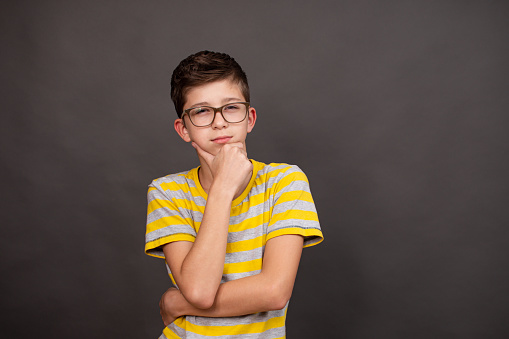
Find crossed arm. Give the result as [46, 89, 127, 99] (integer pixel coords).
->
[160, 234, 303, 325]
[159, 142, 304, 325]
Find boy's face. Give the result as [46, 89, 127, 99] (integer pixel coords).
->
[174, 79, 256, 156]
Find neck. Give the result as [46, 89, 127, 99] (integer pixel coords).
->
[197, 160, 214, 193]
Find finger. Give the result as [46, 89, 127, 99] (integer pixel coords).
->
[222, 142, 247, 156]
[227, 142, 245, 149]
[232, 144, 249, 158]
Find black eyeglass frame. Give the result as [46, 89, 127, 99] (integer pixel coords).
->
[181, 102, 250, 127]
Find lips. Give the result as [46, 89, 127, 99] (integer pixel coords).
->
[212, 136, 232, 144]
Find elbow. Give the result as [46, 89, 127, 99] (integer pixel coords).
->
[266, 283, 292, 311]
[268, 297, 289, 311]
[184, 287, 216, 310]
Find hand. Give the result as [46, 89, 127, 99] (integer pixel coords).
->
[159, 287, 183, 327]
[192, 142, 253, 195]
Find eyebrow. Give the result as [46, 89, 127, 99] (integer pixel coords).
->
[189, 98, 245, 108]
[222, 97, 244, 103]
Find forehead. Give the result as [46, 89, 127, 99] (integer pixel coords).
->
[184, 79, 245, 108]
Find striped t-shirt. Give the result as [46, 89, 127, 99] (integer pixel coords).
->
[145, 160, 323, 338]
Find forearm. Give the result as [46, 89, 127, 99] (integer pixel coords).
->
[167, 235, 304, 319]
[174, 186, 235, 306]
[165, 141, 255, 309]
[174, 273, 286, 318]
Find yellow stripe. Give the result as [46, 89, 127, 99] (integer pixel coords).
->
[163, 316, 188, 338]
[147, 197, 203, 215]
[162, 325, 180, 338]
[159, 181, 192, 194]
[145, 233, 196, 258]
[271, 210, 318, 222]
[276, 190, 314, 203]
[254, 168, 284, 185]
[147, 198, 163, 214]
[273, 173, 308, 189]
[226, 235, 265, 253]
[223, 258, 262, 274]
[168, 273, 176, 285]
[178, 311, 286, 336]
[231, 192, 266, 215]
[146, 215, 194, 233]
[155, 182, 204, 204]
[228, 211, 268, 232]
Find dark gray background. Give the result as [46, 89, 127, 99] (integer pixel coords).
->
[2, 1, 508, 338]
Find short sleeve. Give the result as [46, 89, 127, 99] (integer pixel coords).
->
[266, 166, 323, 247]
[145, 180, 197, 258]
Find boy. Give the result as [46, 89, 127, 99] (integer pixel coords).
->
[145, 51, 323, 338]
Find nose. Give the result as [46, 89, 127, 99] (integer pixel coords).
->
[211, 110, 228, 129]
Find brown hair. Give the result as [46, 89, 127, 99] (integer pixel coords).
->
[170, 51, 250, 118]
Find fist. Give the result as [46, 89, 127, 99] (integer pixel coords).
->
[193, 142, 253, 195]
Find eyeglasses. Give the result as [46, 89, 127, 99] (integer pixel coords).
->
[182, 102, 250, 127]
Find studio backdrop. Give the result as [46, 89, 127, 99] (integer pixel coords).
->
[2, 1, 508, 338]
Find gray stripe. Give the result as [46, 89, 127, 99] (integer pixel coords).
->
[146, 224, 197, 243]
[272, 199, 317, 215]
[229, 200, 266, 225]
[151, 172, 207, 206]
[268, 220, 321, 231]
[149, 206, 205, 225]
[147, 184, 168, 203]
[187, 307, 286, 327]
[155, 189, 207, 208]
[222, 270, 262, 281]
[148, 180, 207, 208]
[147, 206, 183, 224]
[274, 180, 310, 200]
[164, 323, 285, 339]
[250, 164, 300, 194]
[148, 180, 206, 223]
[227, 223, 266, 243]
[152, 171, 191, 185]
[234, 326, 286, 339]
[224, 246, 264, 264]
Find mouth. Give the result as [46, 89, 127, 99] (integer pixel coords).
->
[212, 136, 233, 144]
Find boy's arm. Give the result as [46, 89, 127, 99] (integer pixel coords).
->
[160, 234, 304, 325]
[166, 142, 253, 309]
[162, 191, 231, 310]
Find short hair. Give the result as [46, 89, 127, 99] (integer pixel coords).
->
[170, 51, 250, 118]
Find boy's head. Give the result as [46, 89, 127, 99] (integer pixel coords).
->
[171, 51, 250, 118]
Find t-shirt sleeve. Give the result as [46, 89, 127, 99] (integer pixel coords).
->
[145, 180, 197, 259]
[266, 166, 323, 247]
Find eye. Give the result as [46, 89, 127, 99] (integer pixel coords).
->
[191, 107, 212, 115]
[223, 104, 241, 112]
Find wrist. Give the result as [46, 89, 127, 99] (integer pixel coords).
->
[170, 289, 188, 319]
[208, 181, 236, 201]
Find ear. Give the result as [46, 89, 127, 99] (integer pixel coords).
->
[174, 118, 191, 142]
[247, 107, 257, 133]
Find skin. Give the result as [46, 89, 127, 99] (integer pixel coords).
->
[161, 79, 304, 325]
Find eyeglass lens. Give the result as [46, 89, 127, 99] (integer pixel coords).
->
[187, 103, 248, 126]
